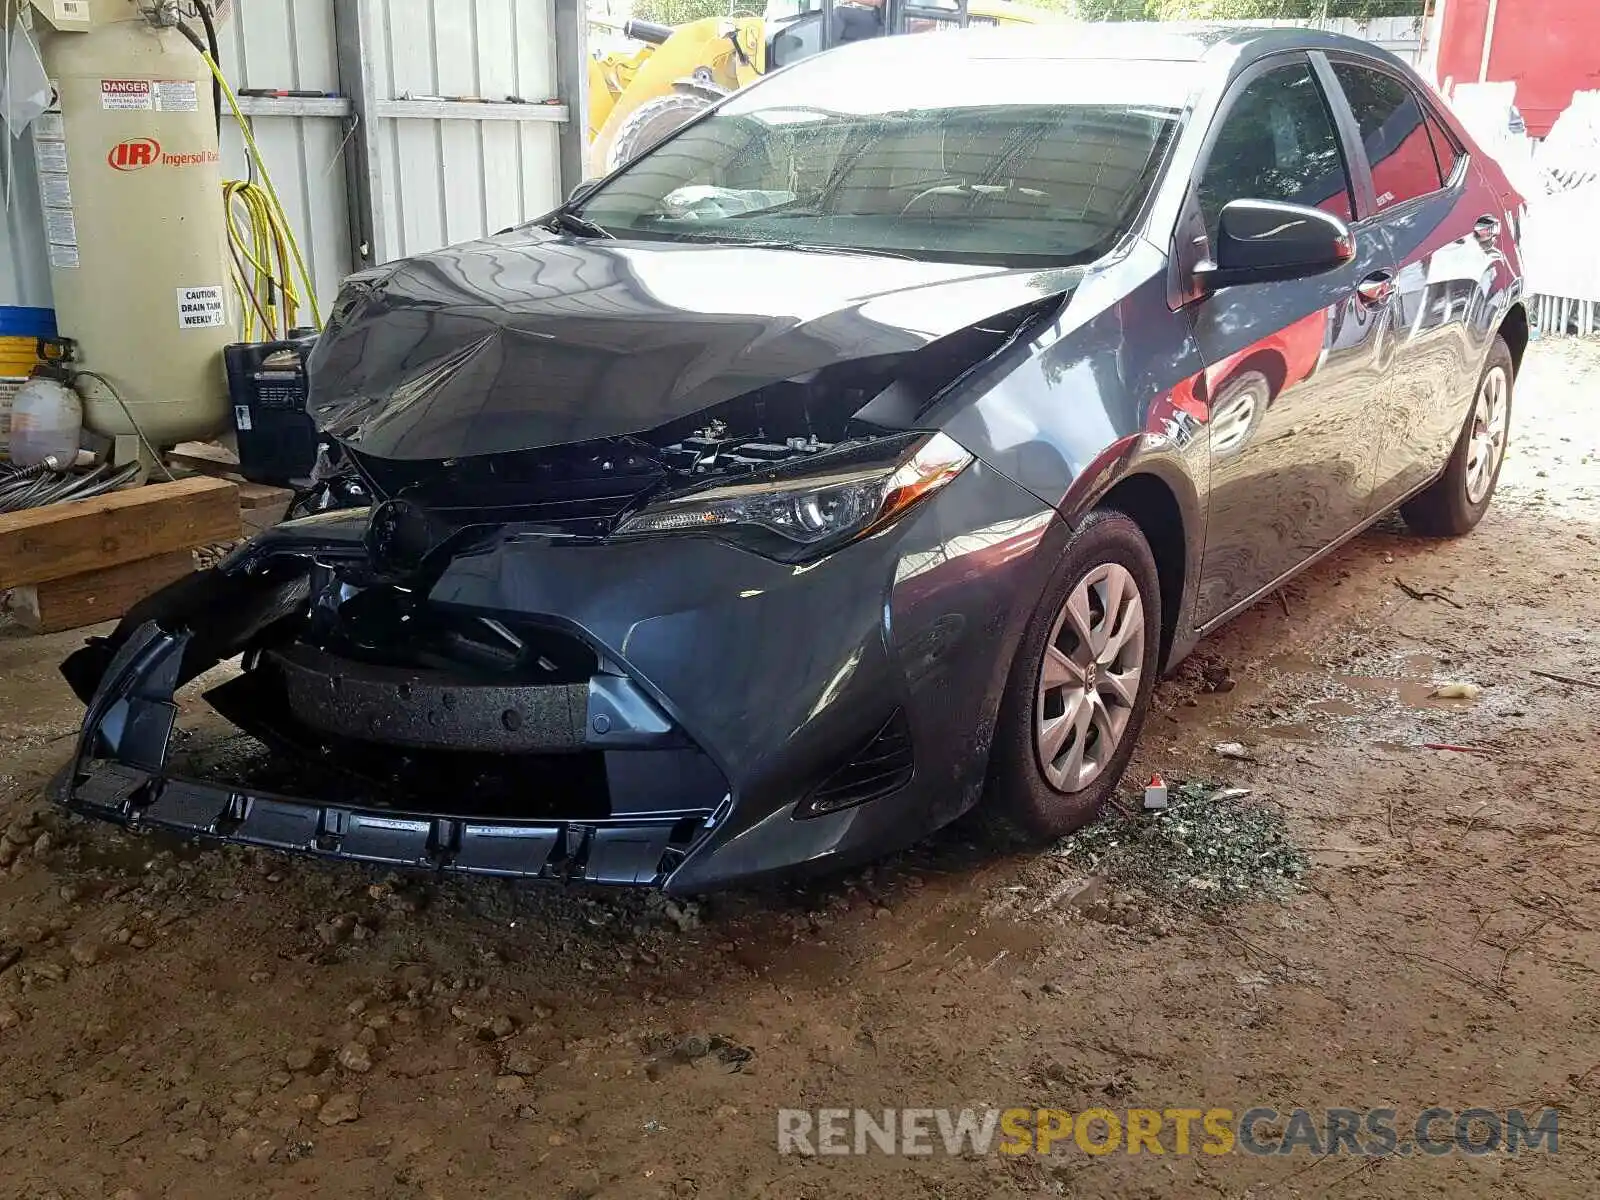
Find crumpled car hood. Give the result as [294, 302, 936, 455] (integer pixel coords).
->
[308, 229, 1081, 460]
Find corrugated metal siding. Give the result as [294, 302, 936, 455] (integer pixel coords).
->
[218, 0, 354, 316]
[367, 0, 561, 262]
[0, 0, 564, 321]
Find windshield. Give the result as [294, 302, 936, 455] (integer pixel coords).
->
[575, 48, 1190, 267]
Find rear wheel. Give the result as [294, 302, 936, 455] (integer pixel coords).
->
[1401, 336, 1513, 537]
[989, 510, 1161, 840]
[606, 93, 714, 170]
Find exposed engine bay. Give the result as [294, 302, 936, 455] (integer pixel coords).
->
[300, 293, 1057, 561]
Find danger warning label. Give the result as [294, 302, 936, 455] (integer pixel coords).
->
[102, 79, 152, 110]
[176, 285, 227, 330]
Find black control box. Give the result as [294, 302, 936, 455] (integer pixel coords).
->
[226, 335, 321, 486]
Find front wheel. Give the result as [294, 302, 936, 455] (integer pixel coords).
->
[988, 510, 1162, 840]
[1401, 336, 1513, 537]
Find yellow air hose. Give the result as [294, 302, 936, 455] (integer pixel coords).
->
[198, 50, 323, 340]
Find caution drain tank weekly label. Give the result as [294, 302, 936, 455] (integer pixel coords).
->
[177, 286, 227, 330]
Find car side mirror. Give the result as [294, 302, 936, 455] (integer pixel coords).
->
[567, 177, 602, 206]
[1194, 199, 1355, 292]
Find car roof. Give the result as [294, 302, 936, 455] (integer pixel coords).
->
[840, 21, 1409, 71]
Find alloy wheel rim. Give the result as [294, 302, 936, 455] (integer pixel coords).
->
[1211, 382, 1266, 454]
[1035, 562, 1146, 793]
[1465, 366, 1509, 505]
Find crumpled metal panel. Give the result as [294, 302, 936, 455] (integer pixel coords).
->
[307, 230, 1079, 459]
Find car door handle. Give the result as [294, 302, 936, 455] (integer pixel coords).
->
[1356, 272, 1395, 307]
[1475, 214, 1503, 244]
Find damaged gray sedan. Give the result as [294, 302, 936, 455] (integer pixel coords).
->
[57, 26, 1524, 892]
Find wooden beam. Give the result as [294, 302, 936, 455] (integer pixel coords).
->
[10, 550, 197, 634]
[236, 481, 294, 510]
[165, 440, 241, 476]
[0, 477, 239, 589]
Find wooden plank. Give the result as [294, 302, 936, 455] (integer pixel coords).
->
[0, 476, 239, 589]
[10, 550, 197, 634]
[236, 481, 294, 510]
[165, 440, 241, 476]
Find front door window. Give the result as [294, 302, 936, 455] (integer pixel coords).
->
[1196, 61, 1354, 247]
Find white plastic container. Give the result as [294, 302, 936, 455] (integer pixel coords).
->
[8, 375, 83, 468]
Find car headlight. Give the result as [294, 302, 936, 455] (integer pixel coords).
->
[613, 432, 974, 561]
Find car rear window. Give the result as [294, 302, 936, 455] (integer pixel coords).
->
[576, 53, 1190, 268]
[1331, 62, 1443, 210]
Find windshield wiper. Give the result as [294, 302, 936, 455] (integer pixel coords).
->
[724, 198, 825, 220]
[541, 207, 613, 239]
[728, 239, 917, 260]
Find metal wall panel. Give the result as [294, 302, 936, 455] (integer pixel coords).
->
[218, 0, 355, 318]
[365, 0, 562, 263]
[1, 0, 569, 324]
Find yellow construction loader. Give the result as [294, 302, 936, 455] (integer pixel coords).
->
[587, 0, 1065, 173]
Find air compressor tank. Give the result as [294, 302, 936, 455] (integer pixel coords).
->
[30, 0, 233, 446]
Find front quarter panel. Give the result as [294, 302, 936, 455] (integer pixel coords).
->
[925, 240, 1212, 662]
[425, 459, 1065, 892]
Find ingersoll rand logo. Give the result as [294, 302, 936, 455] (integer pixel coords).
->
[107, 138, 161, 171]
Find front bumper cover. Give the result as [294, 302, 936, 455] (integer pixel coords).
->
[55, 458, 1066, 892]
[58, 622, 714, 887]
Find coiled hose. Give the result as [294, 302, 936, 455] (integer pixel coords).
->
[174, 10, 321, 341]
[0, 460, 142, 514]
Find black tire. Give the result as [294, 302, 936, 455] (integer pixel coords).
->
[606, 93, 714, 170]
[988, 509, 1162, 841]
[1401, 336, 1514, 537]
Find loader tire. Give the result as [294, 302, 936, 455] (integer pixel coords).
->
[606, 93, 714, 170]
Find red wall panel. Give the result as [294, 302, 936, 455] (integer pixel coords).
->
[1435, 0, 1600, 136]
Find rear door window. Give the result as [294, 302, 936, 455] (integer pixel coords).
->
[1196, 61, 1353, 245]
[1422, 106, 1462, 184]
[1331, 62, 1443, 210]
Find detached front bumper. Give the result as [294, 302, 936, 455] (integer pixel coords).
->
[58, 619, 720, 888]
[55, 459, 1064, 892]
[66, 760, 699, 885]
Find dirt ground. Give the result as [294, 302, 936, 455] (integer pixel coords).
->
[1, 339, 1597, 1200]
